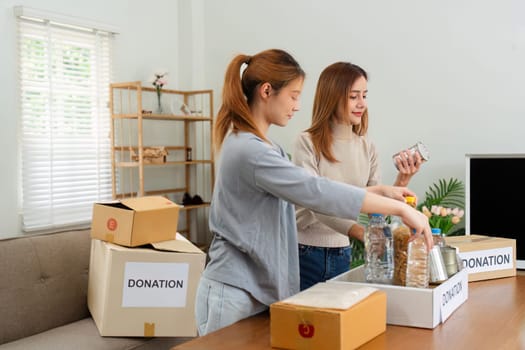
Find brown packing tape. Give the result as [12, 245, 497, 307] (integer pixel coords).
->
[144, 322, 155, 337]
[104, 233, 114, 243]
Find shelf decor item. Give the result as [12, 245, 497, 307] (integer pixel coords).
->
[152, 72, 168, 114]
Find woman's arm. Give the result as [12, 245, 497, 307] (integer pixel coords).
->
[360, 192, 433, 251]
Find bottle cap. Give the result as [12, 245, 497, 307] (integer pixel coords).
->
[370, 213, 383, 217]
[405, 196, 416, 205]
[431, 228, 442, 235]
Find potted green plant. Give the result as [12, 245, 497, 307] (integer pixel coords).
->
[417, 177, 465, 236]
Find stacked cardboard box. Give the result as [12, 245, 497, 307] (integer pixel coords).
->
[445, 234, 516, 281]
[88, 196, 205, 337]
[270, 283, 387, 350]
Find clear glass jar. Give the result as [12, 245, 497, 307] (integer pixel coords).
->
[392, 141, 430, 169]
[364, 214, 393, 284]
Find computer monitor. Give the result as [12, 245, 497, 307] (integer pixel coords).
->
[465, 154, 525, 269]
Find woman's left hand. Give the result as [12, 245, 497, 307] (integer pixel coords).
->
[394, 150, 422, 186]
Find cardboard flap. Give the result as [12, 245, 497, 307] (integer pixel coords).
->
[121, 196, 180, 211]
[448, 235, 492, 244]
[152, 233, 204, 254]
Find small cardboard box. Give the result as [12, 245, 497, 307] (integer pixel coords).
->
[329, 265, 468, 329]
[270, 285, 386, 350]
[445, 234, 516, 281]
[87, 234, 206, 337]
[91, 196, 180, 247]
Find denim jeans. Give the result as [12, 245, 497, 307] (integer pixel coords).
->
[195, 276, 268, 336]
[299, 244, 352, 291]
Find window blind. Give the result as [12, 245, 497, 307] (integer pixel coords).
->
[17, 12, 114, 232]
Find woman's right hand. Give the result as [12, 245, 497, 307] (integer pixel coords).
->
[399, 205, 434, 251]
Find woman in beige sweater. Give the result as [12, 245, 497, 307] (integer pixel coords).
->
[292, 62, 423, 290]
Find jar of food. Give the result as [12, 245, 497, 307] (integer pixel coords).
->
[392, 219, 411, 286]
[392, 141, 430, 169]
[392, 196, 430, 288]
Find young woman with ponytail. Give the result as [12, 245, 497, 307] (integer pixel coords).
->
[195, 49, 433, 335]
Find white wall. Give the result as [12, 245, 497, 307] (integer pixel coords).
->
[0, 0, 183, 237]
[2, 0, 525, 237]
[202, 0, 525, 200]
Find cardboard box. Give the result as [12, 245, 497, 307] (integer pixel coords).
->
[445, 234, 516, 281]
[329, 265, 468, 329]
[87, 235, 205, 337]
[270, 285, 386, 350]
[91, 196, 180, 247]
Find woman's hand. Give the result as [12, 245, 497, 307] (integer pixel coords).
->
[399, 205, 434, 251]
[367, 185, 417, 203]
[394, 150, 422, 187]
[347, 223, 365, 241]
[360, 192, 432, 251]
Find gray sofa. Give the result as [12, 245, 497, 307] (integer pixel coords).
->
[0, 229, 193, 349]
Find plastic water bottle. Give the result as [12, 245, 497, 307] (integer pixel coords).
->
[432, 228, 445, 247]
[364, 214, 393, 284]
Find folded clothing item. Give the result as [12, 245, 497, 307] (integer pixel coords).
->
[281, 282, 378, 310]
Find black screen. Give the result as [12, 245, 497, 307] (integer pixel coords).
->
[468, 156, 524, 264]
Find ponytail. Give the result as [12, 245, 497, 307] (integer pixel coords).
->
[214, 49, 305, 151]
[214, 55, 265, 150]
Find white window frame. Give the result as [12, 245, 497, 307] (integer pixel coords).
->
[15, 6, 118, 232]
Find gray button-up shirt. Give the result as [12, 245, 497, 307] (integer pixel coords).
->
[204, 131, 366, 305]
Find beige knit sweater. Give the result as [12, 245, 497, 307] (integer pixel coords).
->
[292, 123, 381, 247]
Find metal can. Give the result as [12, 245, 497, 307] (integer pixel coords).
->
[392, 141, 430, 169]
[441, 245, 459, 277]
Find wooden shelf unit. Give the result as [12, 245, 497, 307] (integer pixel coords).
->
[109, 81, 214, 241]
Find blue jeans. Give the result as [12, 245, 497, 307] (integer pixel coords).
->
[299, 244, 351, 291]
[195, 276, 267, 336]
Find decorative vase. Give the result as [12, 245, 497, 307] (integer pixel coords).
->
[156, 90, 163, 114]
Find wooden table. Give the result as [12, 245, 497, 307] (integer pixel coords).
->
[173, 275, 525, 349]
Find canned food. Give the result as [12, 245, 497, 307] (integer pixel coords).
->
[441, 246, 459, 277]
[392, 141, 430, 169]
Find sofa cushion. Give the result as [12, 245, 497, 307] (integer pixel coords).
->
[0, 318, 192, 350]
[0, 230, 91, 344]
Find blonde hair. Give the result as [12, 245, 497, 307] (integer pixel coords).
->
[306, 62, 368, 163]
[214, 49, 305, 150]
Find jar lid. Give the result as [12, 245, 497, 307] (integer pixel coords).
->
[431, 228, 442, 235]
